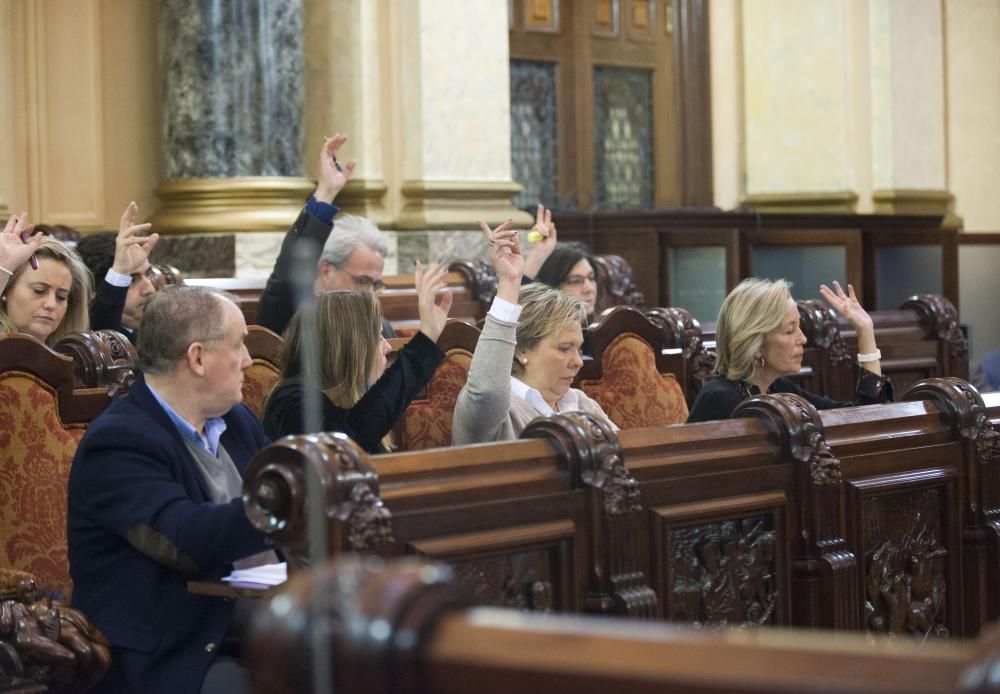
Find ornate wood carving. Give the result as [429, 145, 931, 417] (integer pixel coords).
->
[53, 330, 138, 397]
[862, 490, 949, 638]
[148, 263, 183, 290]
[521, 413, 656, 618]
[453, 552, 554, 612]
[670, 516, 778, 627]
[644, 305, 716, 389]
[0, 569, 111, 693]
[592, 254, 645, 311]
[796, 300, 850, 366]
[900, 294, 968, 359]
[246, 556, 469, 694]
[735, 394, 861, 629]
[448, 259, 497, 316]
[242, 433, 394, 571]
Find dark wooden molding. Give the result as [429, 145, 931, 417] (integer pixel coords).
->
[674, 0, 713, 205]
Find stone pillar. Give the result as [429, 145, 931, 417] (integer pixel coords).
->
[739, 0, 860, 213]
[152, 0, 313, 239]
[868, 0, 952, 219]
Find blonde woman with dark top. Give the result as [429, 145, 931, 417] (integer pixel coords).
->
[452, 220, 616, 444]
[687, 277, 892, 423]
[262, 261, 452, 453]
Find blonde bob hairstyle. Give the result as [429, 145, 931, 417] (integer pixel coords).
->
[714, 277, 793, 382]
[0, 237, 93, 344]
[280, 290, 383, 409]
[511, 282, 588, 378]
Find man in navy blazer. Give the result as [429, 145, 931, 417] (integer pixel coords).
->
[69, 285, 272, 694]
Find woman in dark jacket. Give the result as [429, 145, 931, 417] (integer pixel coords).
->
[687, 277, 892, 423]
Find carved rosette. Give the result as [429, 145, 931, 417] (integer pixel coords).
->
[900, 294, 968, 359]
[521, 413, 656, 618]
[247, 556, 470, 694]
[735, 393, 842, 486]
[448, 259, 498, 315]
[243, 432, 394, 570]
[53, 330, 138, 397]
[797, 300, 850, 366]
[592, 255, 645, 309]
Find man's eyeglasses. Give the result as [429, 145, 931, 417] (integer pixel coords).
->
[340, 269, 386, 293]
[561, 273, 597, 287]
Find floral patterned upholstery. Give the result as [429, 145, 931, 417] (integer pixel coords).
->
[0, 372, 85, 600]
[579, 333, 688, 428]
[243, 360, 281, 419]
[397, 349, 473, 450]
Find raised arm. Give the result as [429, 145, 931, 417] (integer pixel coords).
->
[258, 134, 356, 334]
[452, 220, 524, 444]
[522, 204, 557, 280]
[0, 212, 43, 295]
[819, 281, 882, 377]
[91, 202, 160, 331]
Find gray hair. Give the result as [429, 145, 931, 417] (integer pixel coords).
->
[319, 214, 388, 267]
[138, 286, 236, 375]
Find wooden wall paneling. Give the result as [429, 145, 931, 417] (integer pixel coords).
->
[650, 492, 791, 627]
[673, 0, 712, 206]
[572, 1, 596, 208]
[843, 467, 964, 638]
[28, 0, 106, 228]
[592, 0, 620, 37]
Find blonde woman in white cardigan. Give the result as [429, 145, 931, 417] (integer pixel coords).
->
[451, 220, 617, 445]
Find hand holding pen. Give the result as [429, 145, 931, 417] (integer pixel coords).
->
[0, 212, 43, 284]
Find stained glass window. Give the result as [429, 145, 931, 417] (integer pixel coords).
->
[593, 67, 653, 209]
[510, 60, 558, 209]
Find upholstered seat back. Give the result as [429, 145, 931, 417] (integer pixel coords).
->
[243, 325, 283, 419]
[395, 320, 480, 450]
[579, 332, 689, 428]
[397, 349, 473, 450]
[0, 334, 116, 601]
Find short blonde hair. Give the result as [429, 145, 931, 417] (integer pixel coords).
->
[715, 277, 793, 382]
[512, 283, 588, 377]
[0, 238, 93, 344]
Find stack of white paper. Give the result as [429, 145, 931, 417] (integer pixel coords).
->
[222, 562, 287, 588]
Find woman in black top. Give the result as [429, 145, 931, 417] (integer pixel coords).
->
[687, 277, 892, 423]
[262, 261, 452, 452]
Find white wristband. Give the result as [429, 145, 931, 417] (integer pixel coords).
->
[857, 349, 881, 365]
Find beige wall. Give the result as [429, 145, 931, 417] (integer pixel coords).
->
[0, 0, 160, 230]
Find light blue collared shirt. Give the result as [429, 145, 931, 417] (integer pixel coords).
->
[146, 382, 228, 458]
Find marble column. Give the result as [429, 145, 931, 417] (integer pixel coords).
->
[152, 0, 313, 242]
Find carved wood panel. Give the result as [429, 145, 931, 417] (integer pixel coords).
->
[846, 471, 962, 639]
[652, 493, 789, 628]
[407, 521, 576, 612]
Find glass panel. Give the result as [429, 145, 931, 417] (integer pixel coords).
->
[593, 67, 653, 210]
[509, 60, 558, 209]
[750, 245, 846, 302]
[875, 245, 942, 310]
[670, 246, 727, 322]
[959, 244, 1000, 363]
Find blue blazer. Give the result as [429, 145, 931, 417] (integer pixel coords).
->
[68, 375, 271, 694]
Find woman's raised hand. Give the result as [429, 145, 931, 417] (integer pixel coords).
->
[820, 281, 873, 334]
[479, 219, 523, 284]
[523, 203, 557, 280]
[415, 260, 453, 343]
[0, 212, 43, 278]
[112, 202, 159, 276]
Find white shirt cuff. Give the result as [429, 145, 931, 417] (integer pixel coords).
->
[104, 268, 133, 288]
[488, 295, 522, 323]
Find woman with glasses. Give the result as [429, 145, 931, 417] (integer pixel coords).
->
[521, 205, 600, 318]
[262, 261, 452, 453]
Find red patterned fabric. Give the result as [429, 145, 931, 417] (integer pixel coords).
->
[243, 360, 281, 419]
[398, 350, 473, 450]
[579, 333, 689, 428]
[0, 372, 84, 599]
